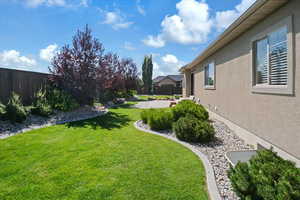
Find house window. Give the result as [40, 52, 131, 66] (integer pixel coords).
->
[251, 16, 294, 95]
[254, 26, 288, 86]
[204, 62, 215, 89]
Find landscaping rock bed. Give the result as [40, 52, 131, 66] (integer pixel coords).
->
[0, 106, 107, 139]
[136, 119, 253, 200]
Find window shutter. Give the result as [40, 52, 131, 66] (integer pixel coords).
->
[269, 41, 288, 85]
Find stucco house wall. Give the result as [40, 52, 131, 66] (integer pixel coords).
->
[183, 0, 300, 161]
[157, 77, 177, 87]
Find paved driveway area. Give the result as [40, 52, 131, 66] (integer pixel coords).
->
[134, 100, 172, 109]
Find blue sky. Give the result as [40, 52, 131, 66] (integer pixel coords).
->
[0, 0, 256, 77]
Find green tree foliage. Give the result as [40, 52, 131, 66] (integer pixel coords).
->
[142, 55, 153, 94]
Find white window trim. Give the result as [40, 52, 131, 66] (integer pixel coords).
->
[204, 61, 216, 90]
[250, 15, 294, 95]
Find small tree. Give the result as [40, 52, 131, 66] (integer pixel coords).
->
[142, 55, 153, 94]
[50, 25, 139, 105]
[49, 25, 104, 105]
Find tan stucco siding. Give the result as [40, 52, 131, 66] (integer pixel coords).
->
[189, 0, 300, 159]
[157, 78, 176, 87]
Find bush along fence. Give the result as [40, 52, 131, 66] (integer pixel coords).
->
[0, 68, 49, 104]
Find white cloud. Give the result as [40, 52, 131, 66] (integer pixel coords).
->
[40, 44, 59, 62]
[23, 0, 88, 8]
[47, 0, 66, 6]
[215, 0, 256, 30]
[124, 42, 136, 51]
[142, 35, 165, 48]
[0, 50, 36, 68]
[136, 0, 146, 16]
[153, 54, 185, 77]
[102, 10, 133, 30]
[79, 0, 88, 7]
[25, 0, 66, 7]
[143, 0, 256, 48]
[143, 0, 213, 47]
[162, 54, 179, 64]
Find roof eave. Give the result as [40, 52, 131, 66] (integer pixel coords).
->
[180, 0, 288, 72]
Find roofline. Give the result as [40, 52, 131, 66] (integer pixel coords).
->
[180, 0, 289, 72]
[153, 75, 183, 84]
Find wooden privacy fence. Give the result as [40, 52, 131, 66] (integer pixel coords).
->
[153, 85, 182, 95]
[0, 68, 49, 104]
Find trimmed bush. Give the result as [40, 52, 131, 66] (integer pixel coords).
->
[148, 109, 173, 131]
[0, 101, 6, 120]
[173, 115, 215, 143]
[140, 109, 154, 124]
[172, 100, 209, 122]
[47, 88, 79, 112]
[229, 149, 300, 200]
[31, 89, 53, 117]
[5, 92, 27, 123]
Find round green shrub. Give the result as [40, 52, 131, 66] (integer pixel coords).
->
[172, 100, 209, 122]
[148, 109, 173, 131]
[173, 115, 215, 143]
[140, 109, 155, 124]
[229, 149, 300, 200]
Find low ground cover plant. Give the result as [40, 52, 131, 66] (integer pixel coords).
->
[229, 149, 300, 200]
[172, 100, 209, 122]
[173, 114, 215, 143]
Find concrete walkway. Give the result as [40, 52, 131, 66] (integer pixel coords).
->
[134, 100, 173, 109]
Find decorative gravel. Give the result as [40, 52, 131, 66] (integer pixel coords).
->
[136, 119, 254, 200]
[0, 106, 107, 139]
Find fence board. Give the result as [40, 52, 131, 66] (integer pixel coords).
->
[0, 68, 49, 104]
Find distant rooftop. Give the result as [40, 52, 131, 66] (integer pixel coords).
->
[153, 75, 183, 83]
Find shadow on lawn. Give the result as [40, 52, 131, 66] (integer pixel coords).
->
[66, 111, 131, 130]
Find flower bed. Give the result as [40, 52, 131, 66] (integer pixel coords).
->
[0, 106, 107, 139]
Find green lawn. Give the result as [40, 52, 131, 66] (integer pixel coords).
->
[0, 104, 208, 200]
[137, 95, 177, 101]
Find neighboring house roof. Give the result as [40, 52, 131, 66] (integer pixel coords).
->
[167, 75, 183, 82]
[153, 76, 165, 83]
[180, 0, 288, 72]
[153, 75, 183, 84]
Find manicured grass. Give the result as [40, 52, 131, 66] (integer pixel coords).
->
[0, 104, 208, 200]
[137, 95, 176, 101]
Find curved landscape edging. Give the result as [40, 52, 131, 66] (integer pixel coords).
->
[134, 120, 222, 200]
